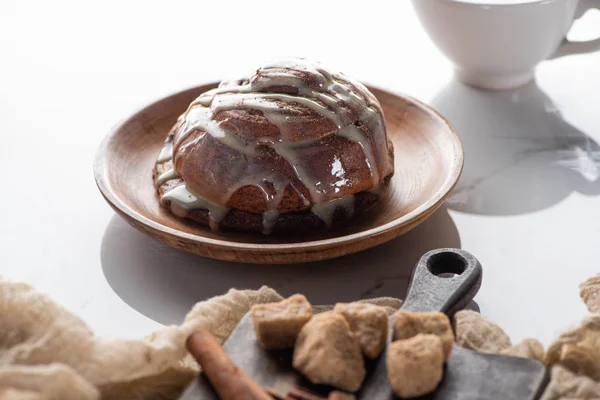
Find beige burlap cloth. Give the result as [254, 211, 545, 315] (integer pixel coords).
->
[1, 274, 600, 399]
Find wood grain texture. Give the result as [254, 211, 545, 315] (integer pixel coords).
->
[93, 83, 464, 264]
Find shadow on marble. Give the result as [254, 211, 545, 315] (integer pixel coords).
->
[101, 207, 460, 326]
[432, 79, 600, 215]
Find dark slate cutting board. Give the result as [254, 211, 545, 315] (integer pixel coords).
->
[180, 248, 549, 400]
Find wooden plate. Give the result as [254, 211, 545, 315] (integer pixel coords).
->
[94, 83, 463, 264]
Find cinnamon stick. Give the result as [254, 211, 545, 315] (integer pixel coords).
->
[186, 330, 273, 400]
[267, 385, 331, 400]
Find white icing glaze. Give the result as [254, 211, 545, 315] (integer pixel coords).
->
[161, 185, 230, 231]
[271, 141, 328, 203]
[155, 168, 180, 187]
[156, 141, 173, 163]
[290, 183, 312, 207]
[156, 58, 392, 233]
[212, 93, 343, 128]
[311, 195, 355, 228]
[261, 210, 280, 235]
[337, 125, 379, 182]
[330, 155, 350, 194]
[178, 107, 258, 157]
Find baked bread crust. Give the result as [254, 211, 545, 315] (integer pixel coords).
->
[154, 59, 394, 234]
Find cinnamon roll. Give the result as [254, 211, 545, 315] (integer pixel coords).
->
[154, 58, 394, 234]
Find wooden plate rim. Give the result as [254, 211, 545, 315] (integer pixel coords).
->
[93, 83, 463, 253]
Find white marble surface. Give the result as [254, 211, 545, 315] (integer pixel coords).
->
[1, 0, 600, 348]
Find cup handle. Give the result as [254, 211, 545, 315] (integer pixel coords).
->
[550, 0, 600, 59]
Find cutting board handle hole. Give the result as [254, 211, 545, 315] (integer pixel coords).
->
[427, 251, 467, 278]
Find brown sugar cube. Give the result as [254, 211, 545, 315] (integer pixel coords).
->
[251, 294, 312, 349]
[334, 302, 389, 359]
[293, 311, 366, 392]
[392, 311, 454, 360]
[386, 334, 444, 398]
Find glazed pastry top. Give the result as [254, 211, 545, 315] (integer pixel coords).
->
[155, 58, 394, 233]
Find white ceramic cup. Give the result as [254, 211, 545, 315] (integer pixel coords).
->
[412, 0, 600, 90]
